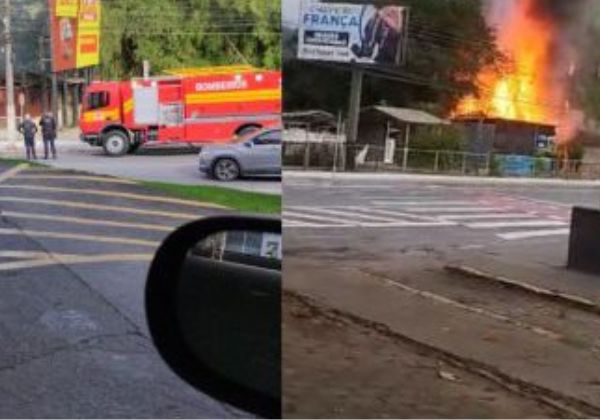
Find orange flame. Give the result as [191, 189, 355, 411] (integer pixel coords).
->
[455, 0, 559, 125]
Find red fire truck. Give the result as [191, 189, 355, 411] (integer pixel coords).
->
[79, 65, 281, 156]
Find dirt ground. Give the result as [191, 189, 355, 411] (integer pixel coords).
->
[282, 292, 565, 419]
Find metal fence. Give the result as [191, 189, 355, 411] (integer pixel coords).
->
[283, 141, 600, 179]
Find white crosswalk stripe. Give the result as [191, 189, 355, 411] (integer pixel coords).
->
[498, 229, 570, 241]
[284, 196, 572, 241]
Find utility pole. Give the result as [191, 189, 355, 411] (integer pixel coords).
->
[3, 0, 16, 148]
[345, 65, 364, 171]
[39, 35, 48, 112]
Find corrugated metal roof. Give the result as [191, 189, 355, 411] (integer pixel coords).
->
[366, 106, 449, 125]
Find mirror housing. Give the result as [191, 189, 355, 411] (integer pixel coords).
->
[145, 216, 281, 418]
[244, 141, 254, 148]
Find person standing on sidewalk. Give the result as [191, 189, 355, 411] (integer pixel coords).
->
[39, 112, 58, 159]
[18, 114, 38, 160]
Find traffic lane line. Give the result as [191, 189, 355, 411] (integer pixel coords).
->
[0, 164, 29, 184]
[0, 228, 160, 248]
[339, 206, 442, 222]
[497, 229, 571, 241]
[287, 206, 402, 223]
[467, 221, 569, 229]
[440, 213, 539, 220]
[400, 207, 513, 213]
[0, 197, 202, 221]
[0, 184, 228, 210]
[13, 174, 138, 185]
[0, 253, 153, 272]
[1, 211, 178, 233]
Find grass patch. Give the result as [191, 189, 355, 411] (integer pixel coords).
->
[140, 181, 281, 214]
[0, 158, 47, 168]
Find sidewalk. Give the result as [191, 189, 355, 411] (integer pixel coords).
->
[285, 169, 600, 187]
[285, 248, 600, 415]
[0, 129, 87, 158]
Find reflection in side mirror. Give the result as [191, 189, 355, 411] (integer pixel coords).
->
[145, 217, 281, 418]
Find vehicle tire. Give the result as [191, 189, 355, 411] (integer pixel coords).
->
[102, 130, 130, 157]
[236, 125, 261, 137]
[212, 158, 241, 181]
[128, 142, 141, 154]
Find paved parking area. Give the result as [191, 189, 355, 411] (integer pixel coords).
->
[0, 163, 242, 418]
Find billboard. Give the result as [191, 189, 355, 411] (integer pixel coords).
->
[56, 0, 79, 17]
[76, 0, 101, 68]
[49, 0, 101, 72]
[298, 0, 406, 65]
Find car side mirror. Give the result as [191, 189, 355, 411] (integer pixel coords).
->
[244, 141, 254, 148]
[145, 216, 281, 418]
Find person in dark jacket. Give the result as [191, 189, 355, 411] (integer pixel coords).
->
[18, 114, 38, 160]
[39, 112, 58, 159]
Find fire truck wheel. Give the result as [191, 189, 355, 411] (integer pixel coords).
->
[103, 131, 130, 157]
[213, 158, 241, 181]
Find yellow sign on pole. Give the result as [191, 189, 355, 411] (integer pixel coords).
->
[55, 0, 79, 17]
[75, 0, 101, 68]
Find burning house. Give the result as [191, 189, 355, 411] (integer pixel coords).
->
[453, 116, 556, 156]
[452, 0, 583, 154]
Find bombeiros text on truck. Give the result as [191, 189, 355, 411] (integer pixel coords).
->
[79, 65, 282, 156]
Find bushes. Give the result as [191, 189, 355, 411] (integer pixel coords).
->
[409, 126, 466, 151]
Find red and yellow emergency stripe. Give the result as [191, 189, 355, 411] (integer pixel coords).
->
[186, 88, 281, 105]
[82, 108, 120, 123]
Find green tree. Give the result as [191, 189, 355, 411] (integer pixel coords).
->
[100, 0, 280, 79]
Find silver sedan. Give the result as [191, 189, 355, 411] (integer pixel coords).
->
[198, 129, 282, 181]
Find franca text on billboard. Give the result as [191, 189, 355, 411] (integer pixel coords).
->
[298, 0, 406, 66]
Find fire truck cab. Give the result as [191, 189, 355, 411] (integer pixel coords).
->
[80, 66, 281, 156]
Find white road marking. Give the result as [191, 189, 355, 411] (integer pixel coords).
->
[0, 164, 28, 184]
[467, 220, 569, 229]
[407, 207, 511, 213]
[371, 200, 475, 206]
[498, 229, 570, 241]
[342, 206, 440, 222]
[289, 206, 400, 223]
[284, 211, 352, 226]
[0, 228, 160, 247]
[1, 211, 177, 232]
[0, 197, 200, 220]
[0, 253, 153, 272]
[283, 221, 455, 228]
[14, 174, 138, 184]
[0, 184, 227, 209]
[440, 213, 538, 220]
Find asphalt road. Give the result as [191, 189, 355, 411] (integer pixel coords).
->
[34, 142, 281, 195]
[283, 174, 600, 417]
[0, 163, 244, 418]
[284, 175, 600, 255]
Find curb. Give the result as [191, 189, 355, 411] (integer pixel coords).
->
[444, 264, 600, 315]
[284, 170, 600, 187]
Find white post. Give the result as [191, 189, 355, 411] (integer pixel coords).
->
[402, 123, 410, 171]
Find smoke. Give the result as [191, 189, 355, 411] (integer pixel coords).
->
[482, 0, 595, 141]
[527, 0, 586, 24]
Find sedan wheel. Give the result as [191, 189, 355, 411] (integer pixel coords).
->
[213, 159, 240, 181]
